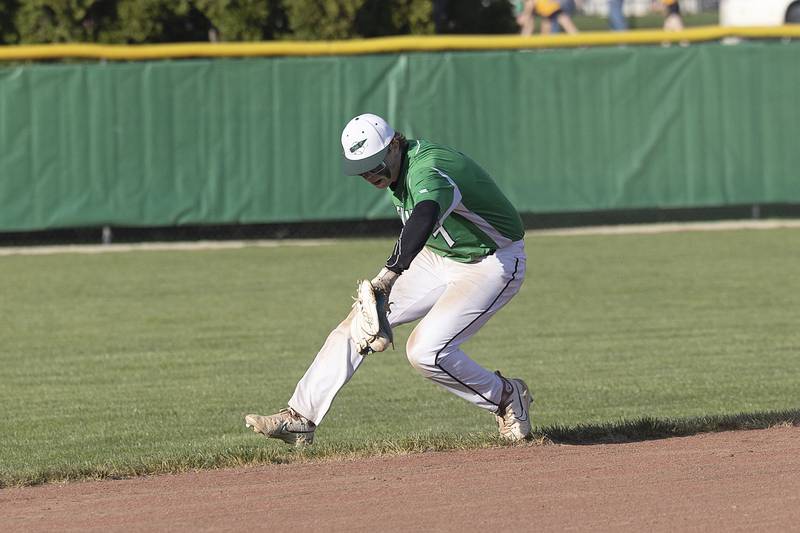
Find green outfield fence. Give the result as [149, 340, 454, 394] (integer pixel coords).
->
[1, 28, 799, 233]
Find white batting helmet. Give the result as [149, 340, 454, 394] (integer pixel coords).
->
[341, 113, 395, 176]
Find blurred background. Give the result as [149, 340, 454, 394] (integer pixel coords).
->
[0, 0, 783, 46]
[1, 0, 798, 246]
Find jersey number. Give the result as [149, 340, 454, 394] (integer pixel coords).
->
[432, 225, 455, 247]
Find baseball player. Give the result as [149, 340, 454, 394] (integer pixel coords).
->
[245, 113, 531, 445]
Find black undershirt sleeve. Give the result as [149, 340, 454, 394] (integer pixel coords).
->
[385, 199, 440, 274]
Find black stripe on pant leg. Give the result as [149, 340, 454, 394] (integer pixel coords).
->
[434, 258, 520, 407]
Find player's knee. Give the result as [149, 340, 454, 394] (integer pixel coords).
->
[405, 331, 437, 375]
[406, 347, 436, 376]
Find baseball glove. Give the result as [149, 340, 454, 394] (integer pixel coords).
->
[350, 279, 393, 356]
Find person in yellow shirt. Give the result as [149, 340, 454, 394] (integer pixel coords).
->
[535, 0, 579, 34]
[514, 0, 579, 35]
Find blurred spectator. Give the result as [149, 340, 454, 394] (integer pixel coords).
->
[608, 0, 628, 31]
[536, 0, 579, 33]
[512, 0, 536, 35]
[655, 0, 685, 31]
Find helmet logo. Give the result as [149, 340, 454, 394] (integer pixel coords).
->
[349, 139, 368, 155]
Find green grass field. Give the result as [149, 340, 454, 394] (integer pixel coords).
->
[1, 226, 799, 487]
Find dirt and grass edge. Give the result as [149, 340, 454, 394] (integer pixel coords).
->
[4, 408, 798, 489]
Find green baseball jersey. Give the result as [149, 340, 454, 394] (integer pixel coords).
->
[390, 139, 524, 263]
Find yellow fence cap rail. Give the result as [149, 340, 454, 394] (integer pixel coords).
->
[1, 26, 800, 62]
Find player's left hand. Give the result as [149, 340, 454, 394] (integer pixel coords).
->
[370, 267, 399, 296]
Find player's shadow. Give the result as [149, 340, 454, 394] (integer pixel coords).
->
[539, 408, 800, 446]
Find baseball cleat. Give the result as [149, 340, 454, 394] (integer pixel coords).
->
[245, 408, 316, 446]
[494, 371, 533, 442]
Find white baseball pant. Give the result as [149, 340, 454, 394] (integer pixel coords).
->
[289, 239, 526, 425]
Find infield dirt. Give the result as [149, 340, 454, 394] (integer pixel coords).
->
[3, 425, 799, 532]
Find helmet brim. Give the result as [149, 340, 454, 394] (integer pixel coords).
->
[341, 145, 390, 176]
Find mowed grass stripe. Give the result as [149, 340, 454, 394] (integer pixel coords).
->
[1, 228, 798, 486]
